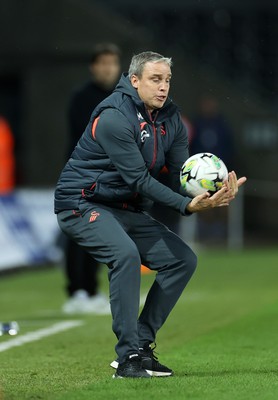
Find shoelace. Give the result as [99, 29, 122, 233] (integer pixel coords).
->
[141, 343, 159, 361]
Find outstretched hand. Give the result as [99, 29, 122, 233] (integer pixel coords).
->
[226, 171, 247, 196]
[186, 171, 247, 214]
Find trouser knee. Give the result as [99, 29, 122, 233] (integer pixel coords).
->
[178, 247, 198, 282]
[109, 242, 141, 276]
[185, 248, 198, 275]
[119, 245, 141, 269]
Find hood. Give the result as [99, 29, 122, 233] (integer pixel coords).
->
[114, 73, 139, 99]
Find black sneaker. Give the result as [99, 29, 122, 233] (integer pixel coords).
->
[112, 354, 151, 379]
[140, 344, 173, 377]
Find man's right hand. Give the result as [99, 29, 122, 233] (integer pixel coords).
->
[186, 171, 247, 213]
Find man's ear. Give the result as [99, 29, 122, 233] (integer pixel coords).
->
[130, 75, 139, 89]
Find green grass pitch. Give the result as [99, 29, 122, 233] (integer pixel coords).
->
[0, 248, 278, 400]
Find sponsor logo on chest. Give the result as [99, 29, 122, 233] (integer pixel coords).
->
[140, 122, 150, 143]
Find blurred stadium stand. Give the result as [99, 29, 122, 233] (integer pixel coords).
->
[0, 0, 277, 265]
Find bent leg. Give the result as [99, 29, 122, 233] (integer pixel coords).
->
[129, 212, 197, 346]
[57, 206, 142, 362]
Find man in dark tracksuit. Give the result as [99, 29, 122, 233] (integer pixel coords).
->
[55, 51, 246, 378]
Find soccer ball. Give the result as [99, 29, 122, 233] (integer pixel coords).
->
[180, 153, 228, 198]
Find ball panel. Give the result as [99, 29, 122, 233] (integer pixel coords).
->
[199, 178, 216, 192]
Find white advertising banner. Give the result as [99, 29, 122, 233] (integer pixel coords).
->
[0, 189, 62, 271]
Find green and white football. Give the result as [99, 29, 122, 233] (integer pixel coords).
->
[180, 152, 228, 198]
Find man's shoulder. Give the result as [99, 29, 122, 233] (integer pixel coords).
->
[98, 107, 132, 127]
[96, 91, 135, 118]
[92, 103, 136, 140]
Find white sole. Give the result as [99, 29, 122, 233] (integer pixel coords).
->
[110, 361, 172, 377]
[145, 369, 173, 377]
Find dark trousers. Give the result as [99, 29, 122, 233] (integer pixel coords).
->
[57, 202, 197, 363]
[65, 239, 99, 297]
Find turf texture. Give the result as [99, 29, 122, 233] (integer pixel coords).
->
[0, 248, 277, 399]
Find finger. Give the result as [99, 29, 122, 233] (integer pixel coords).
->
[193, 191, 210, 202]
[200, 191, 210, 199]
[189, 191, 210, 209]
[209, 187, 227, 201]
[218, 202, 230, 207]
[237, 176, 247, 187]
[209, 190, 232, 209]
[228, 171, 237, 194]
[228, 171, 234, 184]
[223, 177, 230, 191]
[218, 192, 235, 206]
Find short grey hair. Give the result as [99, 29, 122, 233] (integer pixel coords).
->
[128, 51, 172, 79]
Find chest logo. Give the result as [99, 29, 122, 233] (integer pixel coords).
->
[89, 211, 100, 223]
[140, 122, 150, 143]
[137, 111, 144, 121]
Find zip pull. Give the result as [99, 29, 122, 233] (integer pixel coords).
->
[148, 110, 158, 124]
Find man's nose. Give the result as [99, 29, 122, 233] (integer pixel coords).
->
[159, 82, 169, 91]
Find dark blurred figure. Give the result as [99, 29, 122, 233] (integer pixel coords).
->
[190, 94, 234, 169]
[190, 94, 235, 244]
[62, 43, 121, 314]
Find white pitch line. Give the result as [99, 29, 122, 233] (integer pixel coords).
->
[0, 320, 84, 353]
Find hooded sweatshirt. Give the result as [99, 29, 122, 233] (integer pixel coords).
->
[54, 73, 192, 215]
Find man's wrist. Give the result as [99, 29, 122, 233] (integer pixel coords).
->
[185, 201, 194, 215]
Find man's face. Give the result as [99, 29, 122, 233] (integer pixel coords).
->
[90, 53, 121, 89]
[131, 61, 171, 112]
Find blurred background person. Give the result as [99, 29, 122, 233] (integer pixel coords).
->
[190, 94, 236, 244]
[62, 43, 122, 314]
[190, 94, 235, 170]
